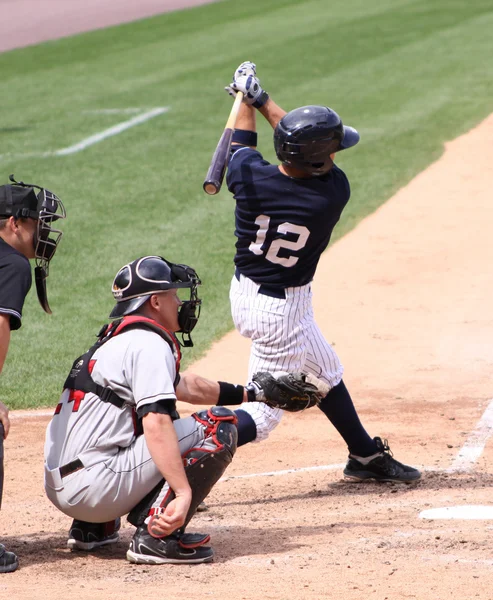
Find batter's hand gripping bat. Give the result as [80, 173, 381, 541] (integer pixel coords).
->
[203, 91, 244, 195]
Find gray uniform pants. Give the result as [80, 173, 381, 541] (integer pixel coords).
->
[45, 416, 206, 523]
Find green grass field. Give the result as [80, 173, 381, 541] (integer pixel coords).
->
[1, 0, 492, 409]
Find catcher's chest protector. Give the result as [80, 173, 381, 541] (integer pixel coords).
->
[63, 316, 182, 409]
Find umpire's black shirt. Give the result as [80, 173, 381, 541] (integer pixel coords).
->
[0, 237, 32, 330]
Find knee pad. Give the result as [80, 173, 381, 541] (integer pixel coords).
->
[192, 406, 238, 454]
[131, 408, 238, 534]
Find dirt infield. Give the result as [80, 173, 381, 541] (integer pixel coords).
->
[2, 114, 493, 598]
[2, 1, 493, 596]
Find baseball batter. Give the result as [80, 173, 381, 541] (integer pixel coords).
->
[224, 62, 421, 483]
[44, 255, 321, 564]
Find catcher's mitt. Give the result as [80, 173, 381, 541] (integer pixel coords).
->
[248, 372, 325, 412]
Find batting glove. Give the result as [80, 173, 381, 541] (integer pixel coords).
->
[234, 61, 257, 78]
[224, 74, 269, 108]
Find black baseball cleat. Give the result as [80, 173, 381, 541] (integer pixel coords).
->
[0, 543, 19, 574]
[67, 518, 121, 551]
[343, 437, 421, 483]
[127, 525, 214, 565]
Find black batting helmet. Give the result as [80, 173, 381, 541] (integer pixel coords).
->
[273, 105, 360, 176]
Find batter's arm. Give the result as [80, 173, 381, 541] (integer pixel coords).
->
[231, 98, 287, 145]
[258, 97, 287, 130]
[232, 103, 257, 146]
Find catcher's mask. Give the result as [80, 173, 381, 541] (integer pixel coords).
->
[110, 255, 201, 347]
[0, 174, 66, 314]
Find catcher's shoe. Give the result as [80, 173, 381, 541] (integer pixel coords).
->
[127, 525, 213, 565]
[0, 543, 19, 574]
[67, 518, 121, 551]
[343, 437, 421, 483]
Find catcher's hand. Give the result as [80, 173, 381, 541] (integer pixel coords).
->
[247, 372, 329, 412]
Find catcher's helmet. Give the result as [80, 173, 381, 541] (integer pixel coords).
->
[110, 256, 201, 346]
[273, 105, 360, 176]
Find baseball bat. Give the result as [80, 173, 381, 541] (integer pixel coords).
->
[203, 91, 244, 195]
[0, 423, 4, 510]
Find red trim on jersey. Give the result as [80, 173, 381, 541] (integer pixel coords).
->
[68, 389, 86, 412]
[113, 315, 181, 377]
[88, 359, 96, 374]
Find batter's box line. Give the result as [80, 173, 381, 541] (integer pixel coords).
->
[0, 107, 169, 161]
[219, 463, 447, 483]
[11, 398, 493, 480]
[446, 397, 493, 473]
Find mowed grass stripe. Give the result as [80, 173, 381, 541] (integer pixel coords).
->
[0, 0, 492, 408]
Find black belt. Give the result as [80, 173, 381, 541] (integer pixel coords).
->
[59, 458, 84, 478]
[235, 268, 286, 299]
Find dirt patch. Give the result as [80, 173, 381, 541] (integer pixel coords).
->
[2, 115, 493, 597]
[0, 0, 218, 53]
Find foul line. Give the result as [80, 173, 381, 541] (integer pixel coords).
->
[54, 107, 168, 156]
[447, 397, 493, 472]
[11, 399, 493, 480]
[221, 464, 346, 481]
[0, 107, 168, 160]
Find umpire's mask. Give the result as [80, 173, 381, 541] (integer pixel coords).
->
[110, 256, 202, 347]
[0, 175, 66, 314]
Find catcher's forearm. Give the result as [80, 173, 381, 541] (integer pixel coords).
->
[143, 413, 191, 497]
[177, 373, 248, 406]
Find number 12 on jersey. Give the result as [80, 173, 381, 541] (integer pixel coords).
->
[249, 215, 310, 268]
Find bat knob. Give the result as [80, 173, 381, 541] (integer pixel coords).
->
[203, 182, 219, 195]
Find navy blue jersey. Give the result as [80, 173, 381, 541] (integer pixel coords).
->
[0, 237, 32, 330]
[227, 146, 351, 287]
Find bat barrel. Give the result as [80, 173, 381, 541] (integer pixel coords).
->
[203, 127, 234, 195]
[203, 92, 244, 196]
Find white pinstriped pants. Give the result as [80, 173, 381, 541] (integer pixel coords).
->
[230, 272, 344, 441]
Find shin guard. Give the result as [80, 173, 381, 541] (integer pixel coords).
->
[128, 407, 237, 534]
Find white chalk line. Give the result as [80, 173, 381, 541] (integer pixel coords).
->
[221, 464, 346, 481]
[55, 107, 169, 155]
[0, 107, 169, 160]
[447, 397, 493, 472]
[10, 398, 493, 482]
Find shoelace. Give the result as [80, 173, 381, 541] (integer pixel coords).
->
[376, 437, 393, 457]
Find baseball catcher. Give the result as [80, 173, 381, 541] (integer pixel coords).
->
[44, 255, 322, 565]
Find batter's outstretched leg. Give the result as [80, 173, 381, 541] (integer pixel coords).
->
[318, 380, 376, 457]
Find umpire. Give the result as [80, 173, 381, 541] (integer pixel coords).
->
[0, 175, 65, 573]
